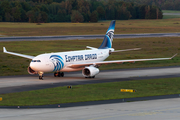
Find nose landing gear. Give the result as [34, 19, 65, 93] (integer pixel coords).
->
[54, 72, 64, 77]
[38, 72, 44, 80]
[39, 76, 43, 80]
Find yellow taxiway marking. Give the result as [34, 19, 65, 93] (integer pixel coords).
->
[120, 89, 136, 92]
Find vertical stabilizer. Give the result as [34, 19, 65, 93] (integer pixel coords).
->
[98, 20, 116, 49]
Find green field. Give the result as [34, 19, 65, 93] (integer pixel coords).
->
[0, 37, 179, 76]
[0, 77, 180, 106]
[163, 10, 180, 13]
[163, 15, 180, 19]
[0, 19, 180, 36]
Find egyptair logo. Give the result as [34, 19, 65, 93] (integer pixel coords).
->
[106, 30, 114, 42]
[50, 55, 64, 71]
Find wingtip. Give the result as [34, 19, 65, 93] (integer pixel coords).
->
[3, 47, 7, 52]
[171, 53, 178, 59]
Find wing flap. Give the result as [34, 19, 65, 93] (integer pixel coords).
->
[3, 47, 34, 59]
[67, 54, 177, 68]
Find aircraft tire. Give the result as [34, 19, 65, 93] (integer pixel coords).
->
[61, 72, 64, 77]
[85, 76, 95, 78]
[58, 72, 61, 77]
[39, 76, 43, 80]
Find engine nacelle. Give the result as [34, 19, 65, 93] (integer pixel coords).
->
[82, 66, 99, 77]
[28, 66, 37, 74]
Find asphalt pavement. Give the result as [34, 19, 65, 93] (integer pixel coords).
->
[1, 66, 180, 94]
[0, 33, 180, 41]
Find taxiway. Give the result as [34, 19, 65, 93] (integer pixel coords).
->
[0, 33, 180, 41]
[0, 66, 180, 94]
[0, 97, 180, 120]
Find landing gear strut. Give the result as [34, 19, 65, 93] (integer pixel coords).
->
[54, 72, 64, 77]
[38, 72, 44, 80]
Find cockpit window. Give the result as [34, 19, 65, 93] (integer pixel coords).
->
[31, 60, 41, 62]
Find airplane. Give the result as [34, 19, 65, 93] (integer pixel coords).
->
[3, 20, 177, 80]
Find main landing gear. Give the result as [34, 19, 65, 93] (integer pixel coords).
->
[54, 72, 64, 77]
[38, 72, 64, 80]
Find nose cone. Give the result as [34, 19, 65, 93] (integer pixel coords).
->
[30, 61, 54, 73]
[29, 62, 38, 71]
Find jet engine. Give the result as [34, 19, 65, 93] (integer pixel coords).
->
[82, 66, 99, 78]
[28, 66, 37, 74]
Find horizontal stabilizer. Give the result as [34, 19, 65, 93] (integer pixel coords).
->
[86, 46, 98, 50]
[111, 48, 141, 53]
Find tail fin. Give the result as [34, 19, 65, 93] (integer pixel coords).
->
[98, 20, 116, 49]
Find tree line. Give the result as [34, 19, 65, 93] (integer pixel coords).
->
[0, 0, 163, 23]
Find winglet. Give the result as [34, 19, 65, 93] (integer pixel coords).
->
[3, 47, 7, 53]
[171, 53, 178, 59]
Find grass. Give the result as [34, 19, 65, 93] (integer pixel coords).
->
[0, 37, 179, 76]
[162, 10, 180, 13]
[163, 15, 180, 19]
[0, 19, 180, 36]
[0, 77, 180, 106]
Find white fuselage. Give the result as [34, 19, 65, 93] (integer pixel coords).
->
[30, 49, 110, 73]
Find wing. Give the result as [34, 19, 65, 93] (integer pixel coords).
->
[3, 47, 35, 59]
[67, 54, 177, 68]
